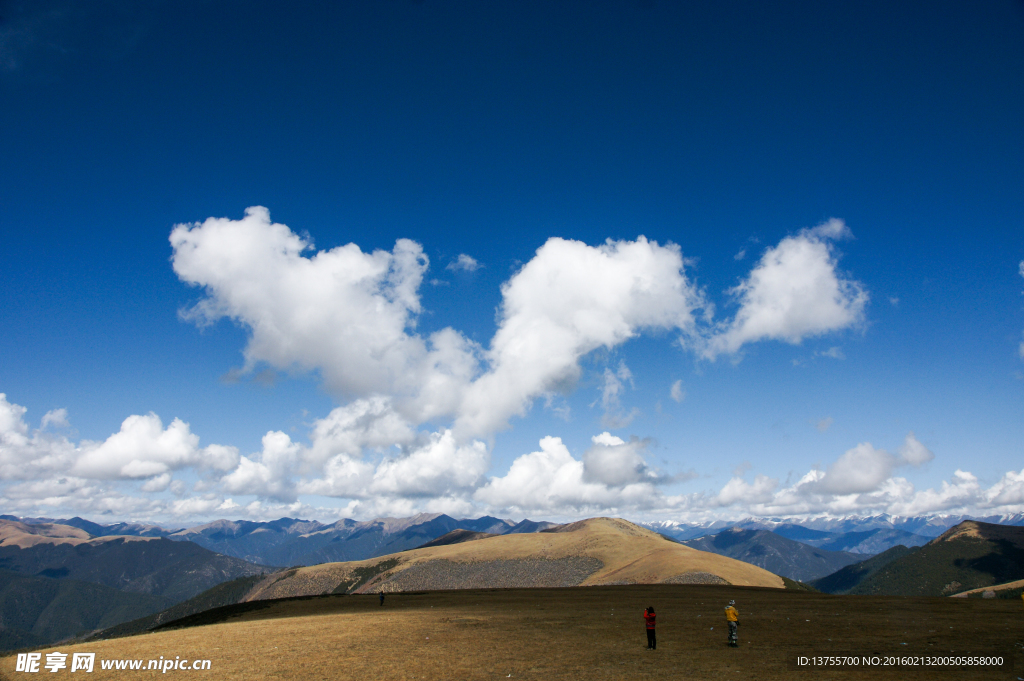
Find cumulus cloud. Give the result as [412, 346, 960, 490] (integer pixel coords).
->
[71, 413, 237, 479]
[702, 219, 868, 359]
[171, 210, 704, 441]
[446, 254, 482, 272]
[455, 236, 705, 438]
[475, 434, 664, 515]
[171, 207, 478, 426]
[710, 432, 951, 517]
[4, 387, 1024, 522]
[716, 474, 778, 506]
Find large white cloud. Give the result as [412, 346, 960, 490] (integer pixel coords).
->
[455, 236, 705, 437]
[72, 413, 238, 479]
[171, 207, 478, 426]
[703, 219, 868, 359]
[171, 210, 705, 440]
[474, 433, 665, 515]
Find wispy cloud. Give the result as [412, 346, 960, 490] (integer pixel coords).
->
[669, 379, 685, 403]
[816, 346, 845, 360]
[446, 253, 482, 272]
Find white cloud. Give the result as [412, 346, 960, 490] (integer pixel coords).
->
[474, 435, 663, 515]
[71, 413, 237, 480]
[733, 249, 746, 261]
[455, 236, 705, 438]
[582, 432, 661, 486]
[140, 473, 172, 493]
[171, 207, 479, 426]
[3, 386, 1024, 522]
[889, 296, 899, 307]
[815, 416, 833, 432]
[897, 431, 934, 466]
[702, 219, 868, 359]
[40, 408, 68, 429]
[368, 430, 488, 498]
[716, 474, 778, 506]
[446, 254, 482, 272]
[221, 430, 301, 501]
[171, 211, 704, 441]
[594, 362, 638, 428]
[817, 346, 845, 360]
[670, 380, 685, 403]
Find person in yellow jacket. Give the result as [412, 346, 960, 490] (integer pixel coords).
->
[724, 600, 739, 647]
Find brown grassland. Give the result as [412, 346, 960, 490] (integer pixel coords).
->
[3, 584, 1021, 680]
[243, 518, 783, 602]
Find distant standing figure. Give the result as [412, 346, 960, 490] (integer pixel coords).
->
[643, 606, 656, 650]
[379, 590, 385, 606]
[725, 600, 739, 647]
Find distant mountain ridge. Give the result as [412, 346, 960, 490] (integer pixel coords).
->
[681, 527, 865, 581]
[0, 519, 270, 653]
[166, 513, 526, 566]
[642, 512, 1024, 541]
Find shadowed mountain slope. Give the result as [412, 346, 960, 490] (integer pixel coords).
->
[809, 545, 917, 594]
[0, 520, 270, 604]
[416, 529, 497, 549]
[681, 528, 865, 582]
[846, 520, 1024, 597]
[0, 569, 169, 652]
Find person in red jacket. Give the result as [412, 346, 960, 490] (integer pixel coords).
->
[643, 606, 656, 650]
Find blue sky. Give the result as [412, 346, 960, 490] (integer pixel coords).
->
[1, 0, 1023, 524]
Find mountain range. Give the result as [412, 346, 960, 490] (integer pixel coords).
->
[642, 512, 1024, 542]
[0, 519, 269, 652]
[680, 527, 866, 582]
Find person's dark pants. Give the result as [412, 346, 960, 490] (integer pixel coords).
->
[728, 621, 738, 645]
[646, 628, 656, 649]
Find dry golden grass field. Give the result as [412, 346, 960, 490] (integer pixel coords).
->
[3, 584, 1022, 680]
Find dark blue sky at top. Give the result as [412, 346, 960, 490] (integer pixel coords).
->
[2, 0, 1023, 493]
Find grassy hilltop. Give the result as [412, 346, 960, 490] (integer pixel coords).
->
[6, 585, 1021, 680]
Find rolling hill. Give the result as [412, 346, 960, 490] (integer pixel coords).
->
[86, 517, 785, 644]
[239, 517, 784, 602]
[843, 520, 1024, 597]
[681, 527, 866, 581]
